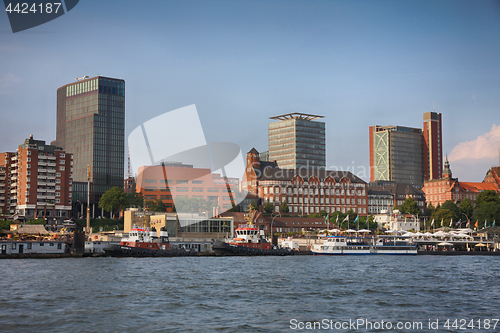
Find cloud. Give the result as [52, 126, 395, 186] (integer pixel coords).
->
[449, 124, 500, 161]
[0, 73, 24, 95]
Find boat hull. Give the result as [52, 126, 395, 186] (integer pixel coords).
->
[212, 241, 294, 256]
[103, 244, 195, 257]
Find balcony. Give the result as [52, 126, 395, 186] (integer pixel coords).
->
[37, 181, 47, 186]
[38, 161, 47, 166]
[47, 174, 56, 179]
[46, 188, 55, 193]
[47, 156, 56, 160]
[37, 168, 47, 173]
[11, 156, 17, 161]
[46, 195, 55, 200]
[47, 162, 56, 167]
[10, 189, 17, 194]
[10, 202, 16, 206]
[37, 188, 47, 192]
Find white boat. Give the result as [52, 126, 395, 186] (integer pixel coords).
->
[311, 235, 417, 255]
[311, 236, 372, 255]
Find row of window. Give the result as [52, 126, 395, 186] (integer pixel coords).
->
[263, 187, 365, 196]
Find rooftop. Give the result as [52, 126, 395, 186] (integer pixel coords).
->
[269, 113, 324, 121]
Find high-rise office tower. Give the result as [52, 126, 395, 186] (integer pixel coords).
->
[423, 111, 442, 180]
[369, 125, 424, 186]
[268, 113, 325, 170]
[53, 76, 125, 208]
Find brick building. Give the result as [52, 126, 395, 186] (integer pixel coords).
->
[422, 159, 500, 207]
[136, 163, 238, 213]
[0, 152, 16, 215]
[243, 148, 369, 216]
[5, 136, 73, 223]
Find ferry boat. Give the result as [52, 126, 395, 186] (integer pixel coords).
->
[212, 208, 293, 256]
[311, 235, 417, 255]
[103, 226, 192, 257]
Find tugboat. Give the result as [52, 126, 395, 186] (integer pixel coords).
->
[212, 208, 293, 256]
[103, 225, 191, 257]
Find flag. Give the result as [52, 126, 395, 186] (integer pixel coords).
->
[430, 219, 435, 226]
[484, 220, 487, 228]
[324, 214, 329, 223]
[449, 219, 453, 227]
[466, 220, 470, 227]
[353, 216, 359, 223]
[493, 220, 496, 227]
[440, 219, 444, 227]
[455, 219, 461, 226]
[475, 220, 478, 228]
[336, 215, 339, 224]
[342, 215, 349, 222]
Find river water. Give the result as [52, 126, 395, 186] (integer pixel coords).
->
[1, 256, 499, 332]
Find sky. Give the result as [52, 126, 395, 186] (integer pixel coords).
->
[1, 0, 499, 182]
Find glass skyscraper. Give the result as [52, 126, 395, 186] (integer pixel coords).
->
[369, 125, 424, 186]
[268, 113, 326, 170]
[53, 76, 125, 207]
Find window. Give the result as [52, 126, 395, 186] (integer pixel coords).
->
[59, 160, 65, 164]
[57, 243, 62, 249]
[176, 187, 188, 192]
[56, 192, 60, 197]
[192, 187, 204, 192]
[40, 243, 44, 246]
[11, 243, 16, 250]
[27, 243, 32, 249]
[59, 166, 65, 171]
[176, 180, 188, 184]
[144, 179, 157, 183]
[55, 186, 60, 190]
[192, 180, 204, 184]
[56, 173, 61, 177]
[60, 153, 65, 158]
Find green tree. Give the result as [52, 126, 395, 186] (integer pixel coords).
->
[400, 197, 420, 215]
[425, 203, 436, 217]
[459, 198, 474, 221]
[249, 200, 258, 211]
[441, 200, 460, 221]
[474, 190, 500, 209]
[280, 201, 289, 213]
[99, 187, 128, 217]
[431, 208, 455, 228]
[148, 198, 166, 212]
[263, 201, 274, 214]
[473, 201, 500, 228]
[126, 191, 143, 208]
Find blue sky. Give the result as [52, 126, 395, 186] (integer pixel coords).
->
[1, 0, 499, 182]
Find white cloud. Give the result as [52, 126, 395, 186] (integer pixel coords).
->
[449, 124, 500, 161]
[0, 73, 24, 95]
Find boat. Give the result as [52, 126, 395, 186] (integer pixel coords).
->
[212, 208, 293, 256]
[311, 235, 417, 255]
[103, 226, 193, 257]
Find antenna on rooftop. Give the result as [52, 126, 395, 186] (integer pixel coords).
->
[433, 101, 435, 112]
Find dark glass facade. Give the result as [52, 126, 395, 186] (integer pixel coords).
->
[269, 115, 326, 170]
[54, 76, 125, 204]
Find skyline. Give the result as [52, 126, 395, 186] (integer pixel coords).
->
[1, 0, 500, 182]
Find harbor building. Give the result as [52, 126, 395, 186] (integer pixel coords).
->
[244, 148, 368, 216]
[52, 76, 125, 214]
[422, 159, 500, 207]
[369, 125, 424, 186]
[135, 163, 238, 213]
[367, 181, 426, 215]
[423, 111, 443, 180]
[6, 136, 73, 224]
[268, 113, 325, 170]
